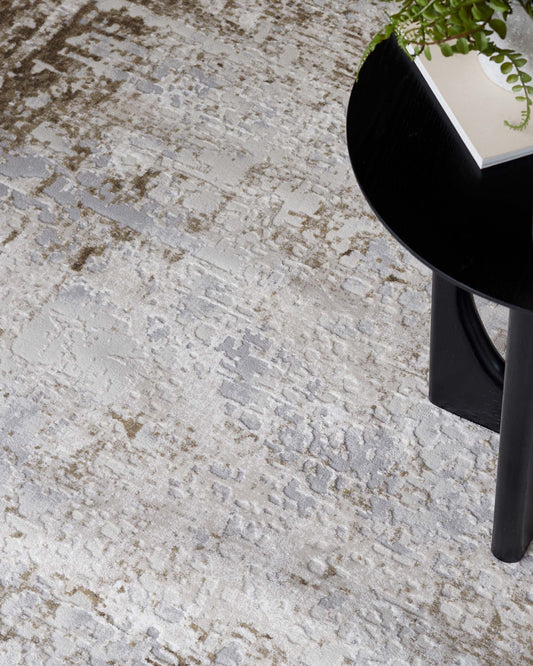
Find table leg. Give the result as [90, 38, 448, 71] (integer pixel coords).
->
[492, 307, 533, 562]
[429, 272, 504, 433]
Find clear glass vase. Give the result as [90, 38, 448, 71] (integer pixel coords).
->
[478, 2, 533, 91]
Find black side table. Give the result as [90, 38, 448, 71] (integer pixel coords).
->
[347, 37, 533, 563]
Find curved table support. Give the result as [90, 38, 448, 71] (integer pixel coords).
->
[347, 37, 533, 561]
[429, 272, 533, 561]
[429, 272, 504, 434]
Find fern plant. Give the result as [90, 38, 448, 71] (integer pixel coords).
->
[359, 0, 533, 129]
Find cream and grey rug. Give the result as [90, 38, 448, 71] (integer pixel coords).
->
[0, 1, 528, 664]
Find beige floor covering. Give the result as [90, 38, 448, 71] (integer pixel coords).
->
[0, 1, 529, 664]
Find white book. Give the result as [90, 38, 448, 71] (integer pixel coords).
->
[415, 47, 533, 168]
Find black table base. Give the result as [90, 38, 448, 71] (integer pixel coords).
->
[429, 273, 504, 433]
[429, 272, 533, 562]
[347, 36, 533, 562]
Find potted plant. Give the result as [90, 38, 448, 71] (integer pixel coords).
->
[359, 0, 533, 129]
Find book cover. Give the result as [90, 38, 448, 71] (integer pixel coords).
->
[415, 48, 533, 168]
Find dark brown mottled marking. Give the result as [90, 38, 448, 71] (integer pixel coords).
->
[0, 1, 153, 146]
[66, 586, 101, 607]
[132, 168, 161, 197]
[109, 224, 137, 242]
[102, 176, 124, 194]
[110, 410, 143, 439]
[70, 245, 104, 271]
[2, 229, 20, 245]
[65, 144, 92, 173]
[163, 248, 185, 263]
[181, 436, 197, 452]
[0, 1, 59, 59]
[384, 273, 407, 284]
[0, 2, 97, 142]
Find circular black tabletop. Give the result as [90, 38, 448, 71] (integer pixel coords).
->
[346, 37, 533, 312]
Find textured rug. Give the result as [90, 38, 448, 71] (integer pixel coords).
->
[0, 1, 529, 664]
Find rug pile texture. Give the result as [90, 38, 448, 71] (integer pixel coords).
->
[0, 1, 526, 664]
